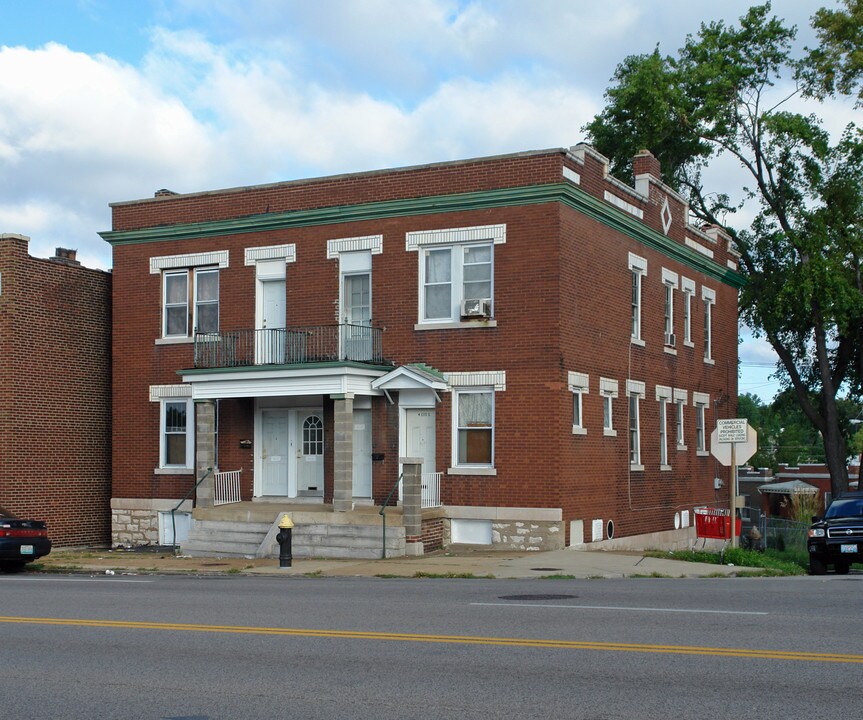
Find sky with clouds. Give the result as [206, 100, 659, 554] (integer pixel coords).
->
[1, 0, 856, 401]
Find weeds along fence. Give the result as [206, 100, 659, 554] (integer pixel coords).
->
[759, 516, 809, 554]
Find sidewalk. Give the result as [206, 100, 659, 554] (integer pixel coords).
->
[35, 546, 741, 579]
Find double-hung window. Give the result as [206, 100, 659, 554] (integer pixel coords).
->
[163, 271, 189, 337]
[163, 267, 219, 337]
[194, 268, 219, 334]
[674, 389, 688, 449]
[455, 389, 494, 466]
[448, 370, 505, 474]
[628, 253, 647, 345]
[627, 380, 645, 469]
[407, 224, 505, 327]
[163, 400, 190, 467]
[656, 385, 672, 469]
[600, 378, 618, 436]
[151, 251, 228, 340]
[693, 392, 710, 454]
[569, 372, 589, 435]
[423, 244, 492, 321]
[151, 385, 196, 472]
[157, 396, 195, 470]
[681, 277, 695, 346]
[661, 268, 677, 349]
[702, 287, 715, 364]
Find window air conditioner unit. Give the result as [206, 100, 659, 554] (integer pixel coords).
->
[664, 332, 676, 348]
[461, 298, 492, 318]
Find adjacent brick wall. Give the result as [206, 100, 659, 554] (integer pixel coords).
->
[0, 235, 112, 547]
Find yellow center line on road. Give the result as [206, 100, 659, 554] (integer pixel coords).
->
[1, 615, 860, 664]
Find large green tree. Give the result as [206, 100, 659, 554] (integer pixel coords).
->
[585, 3, 863, 497]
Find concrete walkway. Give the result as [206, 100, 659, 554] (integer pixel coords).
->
[36, 546, 741, 579]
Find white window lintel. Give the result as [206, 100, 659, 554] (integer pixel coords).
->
[149, 384, 193, 402]
[244, 244, 296, 266]
[406, 224, 506, 252]
[446, 371, 506, 391]
[327, 235, 383, 259]
[628, 252, 647, 274]
[626, 379, 645, 397]
[150, 250, 229, 274]
[568, 371, 589, 392]
[655, 385, 673, 401]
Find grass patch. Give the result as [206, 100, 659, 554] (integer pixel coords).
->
[304, 569, 323, 577]
[630, 572, 674, 578]
[226, 567, 242, 574]
[539, 574, 578, 580]
[644, 547, 806, 576]
[412, 571, 496, 579]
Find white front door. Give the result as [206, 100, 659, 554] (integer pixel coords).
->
[294, 410, 324, 496]
[353, 409, 372, 498]
[261, 409, 289, 495]
[258, 278, 286, 364]
[405, 409, 436, 505]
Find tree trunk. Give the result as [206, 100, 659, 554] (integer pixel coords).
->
[823, 415, 850, 498]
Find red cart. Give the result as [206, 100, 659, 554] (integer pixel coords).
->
[694, 507, 741, 539]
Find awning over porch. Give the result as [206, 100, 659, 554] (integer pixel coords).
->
[177, 363, 390, 400]
[371, 363, 448, 400]
[757, 479, 819, 495]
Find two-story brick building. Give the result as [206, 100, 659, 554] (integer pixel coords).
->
[0, 234, 112, 547]
[101, 143, 742, 557]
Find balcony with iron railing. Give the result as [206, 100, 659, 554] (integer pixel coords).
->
[194, 324, 386, 369]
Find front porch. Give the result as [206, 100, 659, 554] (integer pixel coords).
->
[181, 499, 445, 560]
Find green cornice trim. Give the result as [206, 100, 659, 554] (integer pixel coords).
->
[103, 183, 744, 288]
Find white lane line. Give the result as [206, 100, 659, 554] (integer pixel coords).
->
[471, 602, 767, 615]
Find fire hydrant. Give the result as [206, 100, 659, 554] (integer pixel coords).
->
[276, 514, 294, 568]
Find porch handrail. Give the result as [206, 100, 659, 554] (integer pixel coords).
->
[379, 473, 403, 560]
[214, 469, 242, 506]
[170, 466, 212, 556]
[421, 471, 442, 508]
[194, 324, 385, 368]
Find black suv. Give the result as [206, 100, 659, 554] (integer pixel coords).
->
[807, 492, 863, 575]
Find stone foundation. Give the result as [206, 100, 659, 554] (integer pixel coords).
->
[111, 498, 193, 547]
[442, 506, 564, 551]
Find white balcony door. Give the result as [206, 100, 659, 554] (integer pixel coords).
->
[343, 272, 371, 361]
[257, 277, 286, 364]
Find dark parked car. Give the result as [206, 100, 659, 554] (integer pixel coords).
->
[807, 492, 863, 575]
[0, 505, 52, 571]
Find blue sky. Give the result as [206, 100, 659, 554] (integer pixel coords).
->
[1, 1, 855, 402]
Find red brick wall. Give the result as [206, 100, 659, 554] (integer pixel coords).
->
[109, 147, 739, 545]
[0, 236, 112, 546]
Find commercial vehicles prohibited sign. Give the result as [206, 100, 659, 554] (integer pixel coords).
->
[717, 418, 748, 444]
[710, 420, 757, 466]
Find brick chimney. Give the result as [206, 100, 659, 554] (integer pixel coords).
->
[633, 149, 661, 180]
[52, 248, 80, 265]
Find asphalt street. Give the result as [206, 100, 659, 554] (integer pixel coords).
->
[1, 572, 861, 719]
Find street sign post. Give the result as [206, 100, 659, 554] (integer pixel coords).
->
[710, 419, 758, 549]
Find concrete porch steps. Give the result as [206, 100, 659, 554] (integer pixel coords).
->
[181, 502, 406, 560]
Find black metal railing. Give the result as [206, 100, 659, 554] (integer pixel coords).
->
[194, 324, 384, 368]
